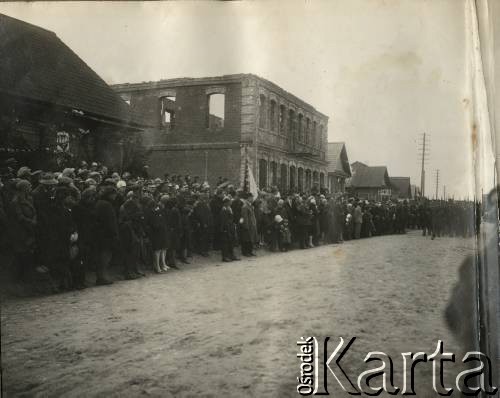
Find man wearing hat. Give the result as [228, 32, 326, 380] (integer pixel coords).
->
[94, 186, 119, 285]
[219, 196, 239, 262]
[192, 192, 213, 257]
[240, 191, 258, 256]
[118, 185, 146, 278]
[32, 173, 59, 270]
[17, 166, 32, 182]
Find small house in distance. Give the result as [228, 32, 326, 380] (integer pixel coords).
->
[390, 177, 412, 199]
[347, 162, 392, 200]
[327, 142, 351, 193]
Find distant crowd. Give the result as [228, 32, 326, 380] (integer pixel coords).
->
[0, 157, 480, 294]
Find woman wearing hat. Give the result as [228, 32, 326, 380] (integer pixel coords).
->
[144, 196, 168, 274]
[240, 192, 257, 256]
[10, 180, 37, 282]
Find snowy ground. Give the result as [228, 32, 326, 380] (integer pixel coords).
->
[1, 231, 475, 397]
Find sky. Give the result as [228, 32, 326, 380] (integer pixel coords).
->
[0, 0, 476, 198]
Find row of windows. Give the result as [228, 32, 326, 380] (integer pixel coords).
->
[122, 90, 324, 148]
[259, 94, 324, 149]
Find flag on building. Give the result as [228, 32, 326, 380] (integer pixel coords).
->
[243, 154, 258, 200]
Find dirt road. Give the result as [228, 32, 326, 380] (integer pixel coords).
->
[1, 231, 474, 397]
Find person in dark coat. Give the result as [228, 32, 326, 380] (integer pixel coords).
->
[50, 185, 79, 291]
[210, 190, 224, 251]
[309, 197, 320, 247]
[119, 190, 145, 279]
[73, 186, 98, 289]
[164, 196, 181, 268]
[0, 177, 9, 253]
[295, 197, 312, 249]
[326, 196, 338, 243]
[177, 202, 192, 264]
[231, 189, 244, 244]
[143, 196, 168, 273]
[10, 180, 37, 282]
[192, 193, 212, 257]
[219, 196, 239, 262]
[240, 192, 258, 256]
[32, 173, 58, 271]
[94, 186, 119, 285]
[318, 196, 329, 243]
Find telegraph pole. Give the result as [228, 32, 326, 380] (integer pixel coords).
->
[443, 185, 446, 201]
[435, 169, 440, 200]
[418, 133, 429, 197]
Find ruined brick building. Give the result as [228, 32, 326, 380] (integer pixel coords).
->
[112, 74, 329, 192]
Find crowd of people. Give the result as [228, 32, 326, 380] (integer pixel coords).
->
[0, 157, 480, 294]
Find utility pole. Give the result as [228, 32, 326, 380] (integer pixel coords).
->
[435, 169, 440, 200]
[418, 133, 429, 197]
[443, 185, 446, 201]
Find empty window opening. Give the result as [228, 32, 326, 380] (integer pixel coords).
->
[298, 114, 304, 142]
[312, 121, 317, 147]
[279, 105, 286, 133]
[305, 117, 310, 144]
[160, 96, 176, 129]
[259, 95, 267, 129]
[207, 94, 225, 129]
[270, 100, 277, 131]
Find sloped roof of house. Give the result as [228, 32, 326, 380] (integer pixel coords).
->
[348, 165, 391, 188]
[327, 142, 351, 177]
[0, 14, 146, 128]
[390, 177, 411, 197]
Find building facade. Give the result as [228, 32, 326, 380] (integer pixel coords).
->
[347, 162, 393, 201]
[112, 74, 329, 192]
[390, 177, 412, 199]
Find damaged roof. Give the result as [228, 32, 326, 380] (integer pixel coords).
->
[0, 14, 146, 128]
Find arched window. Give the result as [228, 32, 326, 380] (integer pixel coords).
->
[270, 100, 277, 131]
[288, 109, 295, 139]
[298, 114, 304, 142]
[289, 165, 296, 191]
[259, 159, 268, 189]
[259, 95, 267, 129]
[279, 105, 286, 134]
[319, 124, 324, 149]
[297, 167, 304, 193]
[305, 117, 310, 144]
[312, 121, 317, 147]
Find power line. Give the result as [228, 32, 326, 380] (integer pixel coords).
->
[435, 169, 440, 200]
[418, 133, 430, 197]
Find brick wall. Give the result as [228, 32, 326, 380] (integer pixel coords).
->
[129, 83, 242, 146]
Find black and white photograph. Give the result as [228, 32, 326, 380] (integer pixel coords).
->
[0, 1, 499, 396]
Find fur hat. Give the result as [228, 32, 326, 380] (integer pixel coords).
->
[17, 166, 31, 179]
